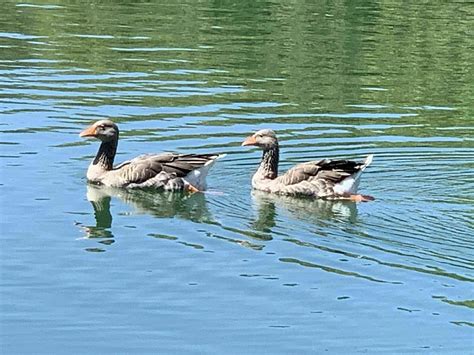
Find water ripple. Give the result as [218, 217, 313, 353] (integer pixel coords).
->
[1, 1, 473, 352]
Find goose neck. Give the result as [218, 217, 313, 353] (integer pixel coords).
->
[93, 139, 117, 171]
[258, 145, 279, 179]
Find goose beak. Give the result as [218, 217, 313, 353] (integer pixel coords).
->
[242, 135, 257, 146]
[80, 125, 97, 138]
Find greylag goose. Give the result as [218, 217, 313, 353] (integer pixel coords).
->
[80, 119, 223, 191]
[242, 129, 374, 202]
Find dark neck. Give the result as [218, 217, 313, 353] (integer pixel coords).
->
[93, 139, 117, 171]
[259, 145, 279, 179]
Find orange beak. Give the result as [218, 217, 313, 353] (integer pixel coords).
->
[79, 125, 97, 138]
[242, 135, 257, 146]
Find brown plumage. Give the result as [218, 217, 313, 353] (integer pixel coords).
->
[80, 120, 224, 191]
[242, 129, 374, 201]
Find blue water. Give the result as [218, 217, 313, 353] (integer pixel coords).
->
[1, 1, 473, 353]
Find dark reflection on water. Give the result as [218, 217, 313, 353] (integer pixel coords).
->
[86, 184, 212, 223]
[251, 190, 358, 233]
[81, 184, 213, 244]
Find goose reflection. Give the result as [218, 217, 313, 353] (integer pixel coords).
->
[82, 184, 213, 240]
[251, 190, 358, 232]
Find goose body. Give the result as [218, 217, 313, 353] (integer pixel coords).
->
[242, 129, 374, 201]
[80, 120, 223, 191]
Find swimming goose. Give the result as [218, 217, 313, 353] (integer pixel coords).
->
[80, 120, 223, 191]
[242, 129, 374, 201]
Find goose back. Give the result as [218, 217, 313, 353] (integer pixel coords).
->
[100, 153, 221, 189]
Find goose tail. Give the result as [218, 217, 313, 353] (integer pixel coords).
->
[362, 154, 374, 170]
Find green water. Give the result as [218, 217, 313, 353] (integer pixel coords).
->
[1, 1, 473, 353]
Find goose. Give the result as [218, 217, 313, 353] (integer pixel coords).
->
[242, 129, 374, 202]
[80, 120, 224, 191]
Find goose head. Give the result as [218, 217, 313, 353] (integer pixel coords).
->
[80, 120, 119, 143]
[242, 129, 278, 150]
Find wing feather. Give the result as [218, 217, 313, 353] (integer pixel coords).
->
[112, 153, 219, 186]
[278, 159, 364, 186]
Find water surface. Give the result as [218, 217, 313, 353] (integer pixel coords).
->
[1, 1, 473, 353]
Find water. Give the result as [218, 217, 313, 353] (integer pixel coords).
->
[1, 1, 473, 353]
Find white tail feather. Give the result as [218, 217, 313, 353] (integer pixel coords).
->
[333, 154, 374, 195]
[362, 154, 374, 170]
[184, 154, 226, 190]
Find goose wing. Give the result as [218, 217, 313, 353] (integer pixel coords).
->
[113, 153, 219, 186]
[278, 159, 364, 186]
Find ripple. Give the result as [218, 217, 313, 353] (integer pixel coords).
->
[279, 257, 399, 284]
[0, 32, 48, 40]
[110, 47, 199, 52]
[1, 4, 473, 351]
[16, 3, 63, 9]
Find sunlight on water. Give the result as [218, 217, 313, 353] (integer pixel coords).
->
[1, 1, 473, 353]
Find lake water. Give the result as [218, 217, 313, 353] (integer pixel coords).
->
[1, 1, 473, 353]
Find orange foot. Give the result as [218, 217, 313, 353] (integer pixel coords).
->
[349, 194, 375, 202]
[185, 183, 200, 193]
